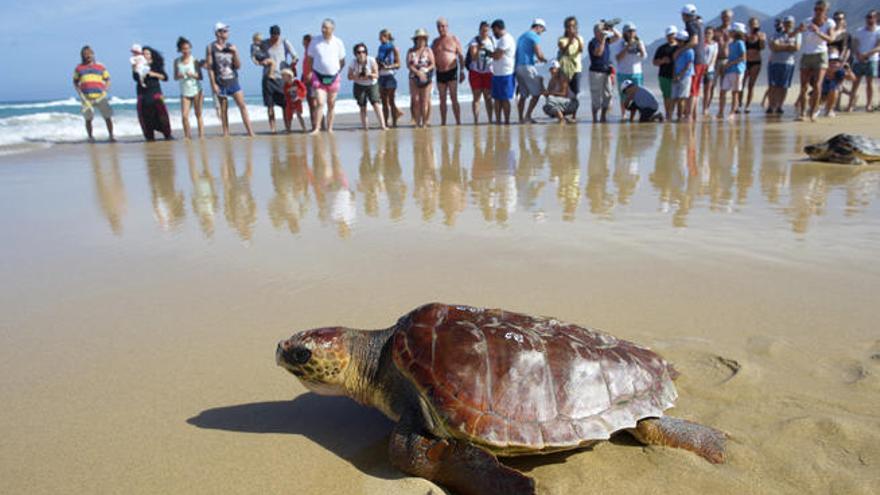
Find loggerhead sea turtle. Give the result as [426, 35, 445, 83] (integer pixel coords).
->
[276, 303, 727, 495]
[804, 134, 880, 165]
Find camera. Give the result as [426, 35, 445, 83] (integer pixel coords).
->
[600, 18, 621, 29]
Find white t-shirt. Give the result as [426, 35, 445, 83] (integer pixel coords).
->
[611, 38, 646, 75]
[307, 35, 346, 75]
[854, 26, 880, 62]
[801, 18, 836, 54]
[349, 56, 378, 86]
[492, 32, 516, 76]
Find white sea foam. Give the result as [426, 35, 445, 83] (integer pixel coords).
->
[0, 92, 471, 154]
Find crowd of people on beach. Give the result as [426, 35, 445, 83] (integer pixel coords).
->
[72, 1, 880, 142]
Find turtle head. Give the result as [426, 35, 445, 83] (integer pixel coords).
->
[276, 327, 352, 396]
[804, 142, 830, 161]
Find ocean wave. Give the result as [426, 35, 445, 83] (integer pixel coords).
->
[0, 93, 469, 151]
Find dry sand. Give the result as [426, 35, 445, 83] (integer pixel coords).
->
[0, 113, 879, 494]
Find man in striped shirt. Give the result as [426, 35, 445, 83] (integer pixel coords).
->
[73, 46, 115, 142]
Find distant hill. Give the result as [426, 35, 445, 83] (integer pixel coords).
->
[643, 5, 770, 83]
[641, 0, 876, 84]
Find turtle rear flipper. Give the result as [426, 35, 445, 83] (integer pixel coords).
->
[389, 418, 536, 495]
[628, 416, 727, 464]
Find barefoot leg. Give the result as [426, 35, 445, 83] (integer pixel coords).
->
[389, 419, 535, 495]
[628, 416, 727, 464]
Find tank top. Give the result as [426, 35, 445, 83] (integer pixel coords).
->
[176, 57, 202, 97]
[377, 42, 396, 76]
[210, 43, 238, 87]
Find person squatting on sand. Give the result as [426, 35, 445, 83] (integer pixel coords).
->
[73, 46, 115, 142]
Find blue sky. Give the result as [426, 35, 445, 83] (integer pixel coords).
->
[0, 0, 795, 101]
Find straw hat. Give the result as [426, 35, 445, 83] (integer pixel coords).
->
[412, 28, 429, 40]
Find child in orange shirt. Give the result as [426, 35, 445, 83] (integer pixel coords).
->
[282, 69, 307, 132]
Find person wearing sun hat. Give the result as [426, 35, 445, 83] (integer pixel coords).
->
[653, 25, 679, 119]
[717, 22, 747, 120]
[611, 22, 646, 118]
[407, 27, 435, 127]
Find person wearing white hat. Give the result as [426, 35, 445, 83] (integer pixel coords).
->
[542, 59, 579, 123]
[717, 22, 747, 120]
[205, 21, 255, 137]
[672, 30, 696, 121]
[611, 22, 647, 118]
[679, 3, 705, 121]
[653, 25, 680, 119]
[514, 18, 548, 123]
[620, 78, 663, 122]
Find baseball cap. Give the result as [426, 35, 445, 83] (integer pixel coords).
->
[665, 25, 679, 36]
[621, 79, 635, 92]
[532, 18, 547, 28]
[130, 43, 143, 52]
[731, 22, 747, 34]
[549, 60, 560, 70]
[270, 25, 281, 35]
[624, 22, 637, 32]
[675, 31, 690, 41]
[681, 4, 698, 16]
[215, 22, 229, 32]
[783, 15, 796, 23]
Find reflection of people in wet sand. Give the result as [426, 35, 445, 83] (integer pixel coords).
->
[439, 128, 466, 226]
[145, 146, 185, 231]
[220, 139, 257, 240]
[613, 124, 654, 205]
[268, 137, 310, 234]
[89, 144, 126, 235]
[786, 164, 880, 234]
[311, 134, 355, 237]
[545, 125, 581, 220]
[515, 126, 546, 216]
[356, 132, 382, 218]
[412, 130, 439, 221]
[379, 131, 406, 220]
[584, 125, 611, 217]
[469, 127, 517, 223]
[709, 124, 737, 212]
[187, 140, 218, 237]
[650, 124, 697, 227]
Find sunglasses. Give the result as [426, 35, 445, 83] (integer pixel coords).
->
[356, 50, 366, 54]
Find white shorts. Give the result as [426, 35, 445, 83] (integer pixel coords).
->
[720, 72, 743, 92]
[82, 98, 113, 120]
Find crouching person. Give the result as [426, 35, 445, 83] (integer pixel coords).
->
[543, 61, 579, 123]
[621, 79, 664, 122]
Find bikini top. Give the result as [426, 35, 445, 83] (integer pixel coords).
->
[746, 37, 762, 51]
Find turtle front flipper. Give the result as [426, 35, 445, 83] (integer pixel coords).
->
[628, 416, 727, 464]
[389, 419, 535, 495]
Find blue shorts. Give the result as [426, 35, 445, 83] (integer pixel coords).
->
[853, 60, 879, 78]
[378, 74, 397, 90]
[217, 81, 242, 98]
[491, 75, 515, 101]
[767, 63, 795, 88]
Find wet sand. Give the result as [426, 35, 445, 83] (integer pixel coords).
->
[1, 114, 879, 494]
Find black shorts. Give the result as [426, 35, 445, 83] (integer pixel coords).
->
[262, 77, 285, 108]
[436, 67, 458, 84]
[746, 60, 761, 72]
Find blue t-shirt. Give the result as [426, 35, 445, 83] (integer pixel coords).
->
[588, 38, 612, 73]
[726, 39, 746, 74]
[675, 48, 695, 78]
[515, 31, 540, 66]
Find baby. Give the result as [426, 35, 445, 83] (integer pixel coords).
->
[130, 44, 149, 88]
[251, 33, 277, 79]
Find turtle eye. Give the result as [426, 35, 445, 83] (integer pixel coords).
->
[292, 347, 312, 364]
